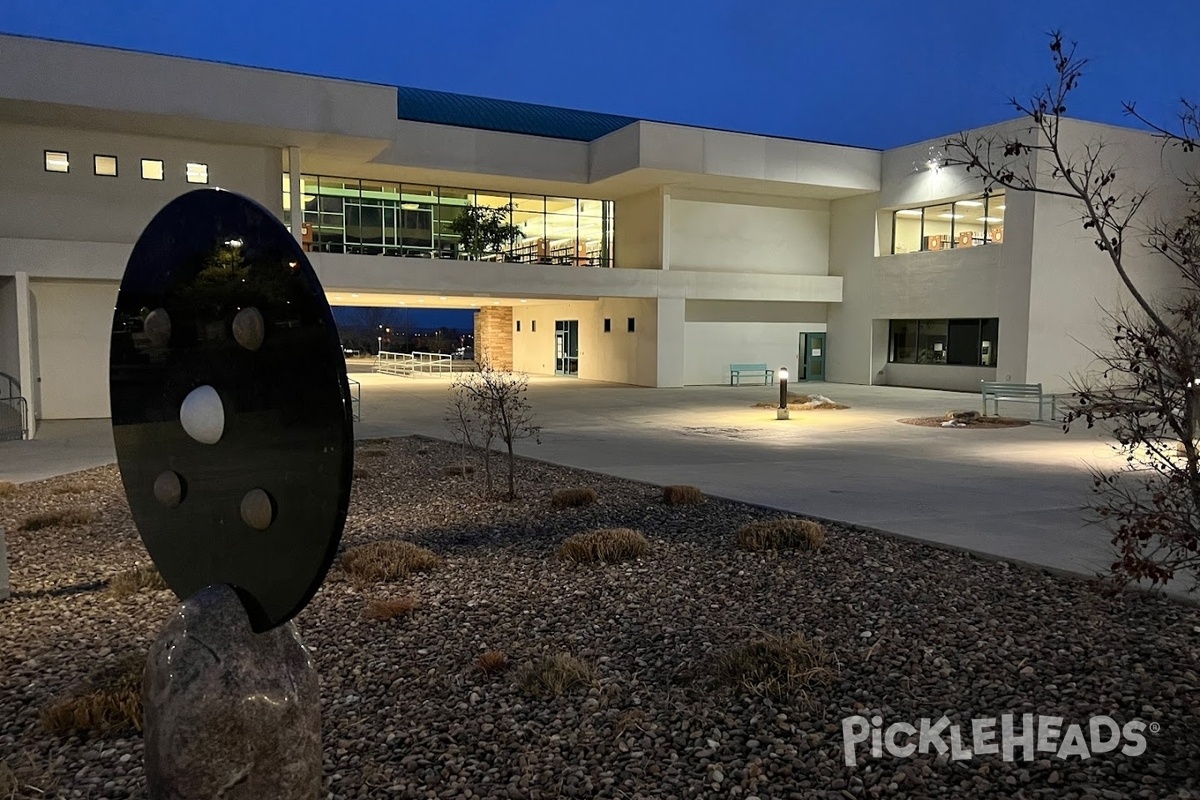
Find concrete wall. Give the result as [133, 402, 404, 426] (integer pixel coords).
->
[512, 298, 658, 386]
[28, 279, 118, 419]
[1022, 119, 1192, 392]
[883, 364, 996, 393]
[613, 189, 662, 270]
[683, 323, 826, 386]
[0, 121, 283, 244]
[668, 193, 830, 276]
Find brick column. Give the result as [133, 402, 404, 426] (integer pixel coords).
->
[473, 307, 513, 371]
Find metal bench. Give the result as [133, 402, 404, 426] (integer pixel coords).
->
[980, 381, 1056, 420]
[729, 363, 775, 386]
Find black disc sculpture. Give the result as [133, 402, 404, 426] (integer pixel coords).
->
[110, 189, 353, 798]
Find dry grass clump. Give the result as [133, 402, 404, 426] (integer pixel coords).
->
[551, 487, 598, 509]
[340, 540, 443, 583]
[517, 652, 594, 698]
[736, 518, 826, 552]
[359, 448, 387, 459]
[363, 596, 419, 620]
[558, 528, 648, 564]
[714, 632, 833, 701]
[20, 507, 98, 531]
[108, 564, 169, 598]
[0, 480, 18, 497]
[41, 655, 144, 735]
[352, 467, 372, 480]
[440, 463, 476, 477]
[663, 485, 704, 505]
[0, 752, 57, 799]
[476, 650, 510, 675]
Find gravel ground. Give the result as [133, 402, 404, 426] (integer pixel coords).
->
[1, 436, 1199, 799]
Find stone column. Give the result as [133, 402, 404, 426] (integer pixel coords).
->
[474, 306, 514, 371]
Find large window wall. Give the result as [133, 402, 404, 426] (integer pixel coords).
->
[891, 191, 1005, 254]
[283, 174, 614, 267]
[889, 318, 998, 366]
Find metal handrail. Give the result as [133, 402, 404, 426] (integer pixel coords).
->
[409, 351, 453, 374]
[375, 351, 418, 375]
[346, 378, 361, 421]
[0, 395, 28, 441]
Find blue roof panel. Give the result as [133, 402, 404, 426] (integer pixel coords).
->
[396, 87, 637, 142]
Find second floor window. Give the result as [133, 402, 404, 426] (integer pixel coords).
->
[891, 191, 1005, 254]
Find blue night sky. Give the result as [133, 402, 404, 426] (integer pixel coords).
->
[1, 0, 1196, 150]
[3, 1, 1195, 331]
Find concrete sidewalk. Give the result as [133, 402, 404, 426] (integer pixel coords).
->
[0, 377, 1151, 590]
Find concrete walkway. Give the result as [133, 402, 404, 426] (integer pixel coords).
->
[0, 376, 1148, 587]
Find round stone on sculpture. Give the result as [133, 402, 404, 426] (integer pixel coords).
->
[180, 386, 225, 445]
[232, 307, 265, 351]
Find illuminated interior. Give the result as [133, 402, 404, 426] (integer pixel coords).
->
[286, 174, 614, 267]
[891, 191, 1005, 254]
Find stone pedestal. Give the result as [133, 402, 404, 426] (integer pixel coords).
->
[144, 584, 321, 799]
[776, 408, 790, 420]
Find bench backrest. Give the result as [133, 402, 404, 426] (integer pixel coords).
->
[980, 381, 1043, 396]
[730, 363, 770, 371]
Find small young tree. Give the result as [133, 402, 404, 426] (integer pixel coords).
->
[944, 32, 1200, 590]
[447, 204, 523, 260]
[445, 360, 540, 499]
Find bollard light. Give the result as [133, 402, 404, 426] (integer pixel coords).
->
[377, 335, 382, 355]
[777, 367, 790, 420]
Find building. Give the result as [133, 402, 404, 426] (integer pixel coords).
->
[0, 34, 1188, 438]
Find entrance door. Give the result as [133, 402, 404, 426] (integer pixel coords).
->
[802, 332, 826, 381]
[554, 320, 579, 375]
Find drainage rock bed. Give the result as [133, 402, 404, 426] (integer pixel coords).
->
[0, 436, 1197, 799]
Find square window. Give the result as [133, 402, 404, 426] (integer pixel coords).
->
[93, 155, 118, 177]
[141, 159, 164, 180]
[603, 318, 611, 333]
[186, 162, 209, 184]
[44, 151, 69, 173]
[516, 320, 521, 332]
[627, 317, 635, 333]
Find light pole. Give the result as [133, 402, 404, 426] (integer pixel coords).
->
[777, 367, 790, 420]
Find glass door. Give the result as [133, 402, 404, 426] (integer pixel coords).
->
[554, 320, 579, 375]
[804, 333, 826, 381]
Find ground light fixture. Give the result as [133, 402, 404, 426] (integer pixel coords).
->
[777, 367, 790, 420]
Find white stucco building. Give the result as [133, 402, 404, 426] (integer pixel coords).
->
[0, 34, 1188, 438]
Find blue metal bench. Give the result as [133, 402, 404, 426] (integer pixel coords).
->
[729, 363, 775, 386]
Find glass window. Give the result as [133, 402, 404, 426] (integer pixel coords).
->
[185, 162, 208, 184]
[922, 204, 954, 252]
[279, 174, 616, 265]
[143, 159, 165, 181]
[603, 318, 611, 333]
[892, 209, 922, 254]
[44, 150, 69, 173]
[890, 192, 1005, 254]
[889, 320, 919, 363]
[888, 318, 999, 366]
[627, 317, 636, 333]
[93, 155, 118, 177]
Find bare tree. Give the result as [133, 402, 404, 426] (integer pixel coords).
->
[944, 32, 1200, 590]
[446, 360, 540, 500]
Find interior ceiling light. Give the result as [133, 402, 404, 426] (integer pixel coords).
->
[956, 200, 983, 207]
[978, 216, 1004, 223]
[896, 210, 922, 217]
[937, 213, 964, 220]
